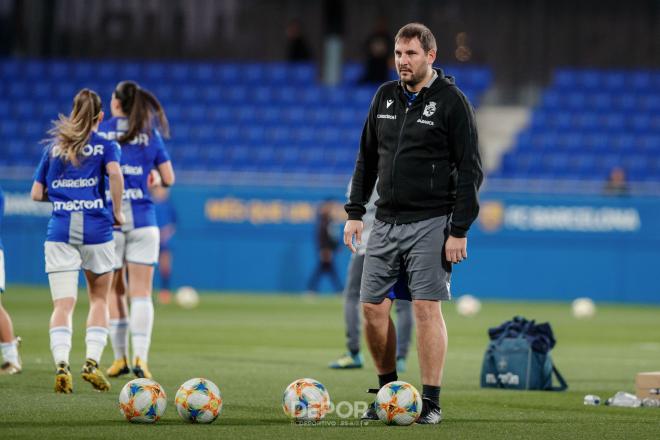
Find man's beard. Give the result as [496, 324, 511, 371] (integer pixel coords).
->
[399, 67, 422, 87]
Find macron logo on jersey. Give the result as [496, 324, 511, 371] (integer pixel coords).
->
[51, 177, 99, 189]
[52, 144, 105, 158]
[53, 199, 104, 212]
[123, 188, 145, 200]
[121, 165, 144, 176]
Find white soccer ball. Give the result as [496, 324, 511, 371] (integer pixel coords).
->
[282, 378, 331, 421]
[176, 286, 199, 309]
[456, 294, 482, 317]
[572, 297, 596, 319]
[175, 378, 223, 423]
[375, 381, 422, 425]
[118, 378, 167, 423]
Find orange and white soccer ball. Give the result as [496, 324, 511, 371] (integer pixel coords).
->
[175, 378, 223, 423]
[118, 378, 167, 423]
[375, 381, 422, 426]
[282, 378, 331, 421]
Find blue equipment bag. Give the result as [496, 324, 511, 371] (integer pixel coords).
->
[480, 316, 568, 391]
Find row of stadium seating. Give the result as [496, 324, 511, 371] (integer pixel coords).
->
[493, 68, 660, 182]
[500, 152, 660, 181]
[552, 69, 659, 91]
[0, 60, 319, 85]
[0, 58, 493, 173]
[529, 112, 658, 132]
[0, 58, 493, 88]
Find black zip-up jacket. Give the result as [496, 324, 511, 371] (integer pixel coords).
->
[345, 68, 484, 238]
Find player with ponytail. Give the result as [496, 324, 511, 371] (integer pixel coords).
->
[31, 89, 124, 393]
[97, 81, 174, 379]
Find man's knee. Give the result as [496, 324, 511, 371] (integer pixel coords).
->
[413, 299, 442, 323]
[362, 301, 389, 323]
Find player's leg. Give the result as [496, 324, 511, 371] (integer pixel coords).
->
[107, 231, 131, 376]
[395, 298, 413, 372]
[107, 267, 131, 377]
[361, 299, 398, 420]
[413, 299, 447, 423]
[125, 226, 159, 378]
[306, 258, 323, 293]
[329, 253, 364, 369]
[402, 216, 452, 424]
[79, 240, 115, 391]
[0, 249, 21, 375]
[327, 252, 343, 292]
[362, 299, 397, 375]
[127, 263, 155, 378]
[157, 246, 172, 304]
[358, 219, 401, 419]
[80, 268, 112, 391]
[45, 242, 81, 393]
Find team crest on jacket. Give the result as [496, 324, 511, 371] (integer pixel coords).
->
[423, 101, 437, 117]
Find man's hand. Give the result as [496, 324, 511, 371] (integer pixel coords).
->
[343, 220, 364, 254]
[445, 235, 467, 264]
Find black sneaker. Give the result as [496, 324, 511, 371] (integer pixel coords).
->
[361, 388, 380, 421]
[417, 397, 442, 424]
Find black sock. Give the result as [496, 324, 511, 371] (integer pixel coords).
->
[422, 384, 441, 406]
[378, 370, 398, 388]
[349, 349, 360, 357]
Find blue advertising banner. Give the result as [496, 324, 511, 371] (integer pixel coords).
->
[2, 179, 659, 303]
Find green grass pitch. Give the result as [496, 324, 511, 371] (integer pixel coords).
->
[1, 285, 659, 439]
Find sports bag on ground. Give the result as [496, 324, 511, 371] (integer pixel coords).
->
[480, 316, 568, 391]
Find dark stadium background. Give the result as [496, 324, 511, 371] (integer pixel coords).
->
[1, 0, 658, 302]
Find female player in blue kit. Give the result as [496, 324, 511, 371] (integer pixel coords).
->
[97, 81, 174, 379]
[31, 89, 124, 393]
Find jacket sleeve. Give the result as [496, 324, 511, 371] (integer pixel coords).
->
[345, 88, 381, 221]
[447, 92, 484, 237]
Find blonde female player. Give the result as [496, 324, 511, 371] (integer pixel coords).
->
[31, 89, 124, 393]
[97, 81, 174, 379]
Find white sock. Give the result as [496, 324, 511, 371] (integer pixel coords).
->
[50, 326, 72, 366]
[130, 297, 154, 362]
[109, 318, 129, 360]
[0, 340, 20, 367]
[85, 326, 109, 364]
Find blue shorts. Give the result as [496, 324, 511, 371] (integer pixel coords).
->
[387, 270, 412, 301]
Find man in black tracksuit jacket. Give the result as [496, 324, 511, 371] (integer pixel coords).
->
[343, 23, 483, 424]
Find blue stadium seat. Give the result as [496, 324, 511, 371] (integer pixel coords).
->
[0, 58, 493, 176]
[496, 67, 660, 182]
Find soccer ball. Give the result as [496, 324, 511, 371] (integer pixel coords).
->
[375, 381, 422, 426]
[176, 286, 199, 309]
[282, 378, 330, 421]
[456, 294, 481, 317]
[572, 297, 596, 319]
[118, 378, 167, 423]
[175, 378, 223, 423]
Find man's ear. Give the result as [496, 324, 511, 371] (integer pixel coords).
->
[427, 49, 437, 65]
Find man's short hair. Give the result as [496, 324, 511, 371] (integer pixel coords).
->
[395, 22, 437, 53]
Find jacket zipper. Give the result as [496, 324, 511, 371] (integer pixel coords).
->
[431, 163, 436, 190]
[392, 106, 409, 224]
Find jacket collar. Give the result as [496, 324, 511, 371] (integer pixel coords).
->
[398, 67, 444, 94]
